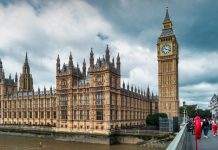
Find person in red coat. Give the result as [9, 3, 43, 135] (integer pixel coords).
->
[212, 120, 217, 136]
[194, 116, 202, 139]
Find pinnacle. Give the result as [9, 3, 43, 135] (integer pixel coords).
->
[25, 51, 28, 62]
[163, 7, 171, 23]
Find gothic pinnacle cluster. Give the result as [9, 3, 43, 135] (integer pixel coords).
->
[89, 45, 120, 73]
[56, 45, 121, 87]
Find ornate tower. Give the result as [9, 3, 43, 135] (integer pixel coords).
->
[82, 59, 86, 79]
[0, 59, 4, 98]
[19, 52, 33, 92]
[0, 59, 3, 80]
[157, 7, 179, 117]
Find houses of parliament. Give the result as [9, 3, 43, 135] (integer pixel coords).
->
[0, 8, 179, 134]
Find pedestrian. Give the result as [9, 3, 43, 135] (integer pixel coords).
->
[212, 120, 217, 136]
[191, 120, 194, 135]
[202, 118, 210, 138]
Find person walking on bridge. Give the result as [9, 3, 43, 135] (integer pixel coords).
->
[212, 120, 217, 136]
[202, 118, 210, 138]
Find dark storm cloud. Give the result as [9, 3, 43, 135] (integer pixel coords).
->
[87, 0, 163, 48]
[88, 0, 218, 52]
[96, 32, 109, 41]
[173, 1, 218, 51]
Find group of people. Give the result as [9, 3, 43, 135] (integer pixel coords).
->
[187, 117, 218, 138]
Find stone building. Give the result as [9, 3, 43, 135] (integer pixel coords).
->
[157, 7, 179, 118]
[0, 46, 158, 134]
[209, 94, 218, 120]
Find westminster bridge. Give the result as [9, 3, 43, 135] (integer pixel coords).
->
[167, 124, 218, 150]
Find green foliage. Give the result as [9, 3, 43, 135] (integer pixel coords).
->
[196, 109, 211, 119]
[146, 113, 168, 127]
[179, 105, 212, 119]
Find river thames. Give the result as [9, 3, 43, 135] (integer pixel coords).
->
[0, 134, 163, 150]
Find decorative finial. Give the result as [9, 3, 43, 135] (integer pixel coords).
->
[69, 52, 73, 61]
[25, 51, 28, 63]
[166, 0, 169, 9]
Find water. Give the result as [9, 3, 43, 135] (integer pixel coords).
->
[0, 134, 161, 150]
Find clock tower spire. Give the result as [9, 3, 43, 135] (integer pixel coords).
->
[157, 6, 179, 118]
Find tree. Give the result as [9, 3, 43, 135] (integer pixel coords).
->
[146, 113, 167, 128]
[179, 105, 212, 119]
[196, 109, 211, 119]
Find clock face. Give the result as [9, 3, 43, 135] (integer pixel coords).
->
[162, 44, 171, 54]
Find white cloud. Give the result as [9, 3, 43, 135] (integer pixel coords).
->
[110, 40, 157, 92]
[180, 51, 218, 84]
[0, 0, 114, 88]
[0, 0, 159, 93]
[0, 1, 216, 110]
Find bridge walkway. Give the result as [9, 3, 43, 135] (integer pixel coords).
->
[191, 130, 218, 150]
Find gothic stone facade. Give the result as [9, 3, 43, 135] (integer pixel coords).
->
[157, 8, 179, 118]
[0, 46, 158, 134]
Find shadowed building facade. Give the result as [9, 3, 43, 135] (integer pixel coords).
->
[0, 47, 158, 134]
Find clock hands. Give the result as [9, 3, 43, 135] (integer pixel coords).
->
[162, 45, 171, 54]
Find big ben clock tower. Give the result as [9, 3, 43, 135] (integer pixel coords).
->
[157, 7, 179, 118]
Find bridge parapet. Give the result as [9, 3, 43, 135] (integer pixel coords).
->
[166, 124, 189, 150]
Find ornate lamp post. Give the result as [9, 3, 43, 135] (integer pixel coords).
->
[182, 101, 187, 124]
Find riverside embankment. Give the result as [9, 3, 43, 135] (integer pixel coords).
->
[0, 125, 173, 148]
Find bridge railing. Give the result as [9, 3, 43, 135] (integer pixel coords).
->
[166, 124, 188, 150]
[112, 129, 169, 135]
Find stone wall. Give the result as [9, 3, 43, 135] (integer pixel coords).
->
[0, 125, 171, 145]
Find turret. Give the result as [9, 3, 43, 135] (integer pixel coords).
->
[146, 85, 150, 100]
[2, 70, 4, 79]
[56, 54, 60, 74]
[44, 86, 46, 94]
[19, 52, 33, 92]
[38, 87, 40, 94]
[23, 52, 30, 74]
[0, 59, 3, 79]
[63, 63, 67, 72]
[105, 45, 110, 64]
[68, 52, 73, 70]
[15, 73, 18, 83]
[151, 92, 154, 100]
[50, 86, 53, 94]
[112, 58, 115, 67]
[90, 48, 94, 70]
[117, 53, 120, 72]
[83, 59, 86, 79]
[122, 81, 125, 89]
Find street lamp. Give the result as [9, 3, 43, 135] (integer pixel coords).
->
[182, 104, 187, 124]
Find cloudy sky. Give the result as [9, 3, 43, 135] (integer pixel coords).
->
[0, 0, 217, 109]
